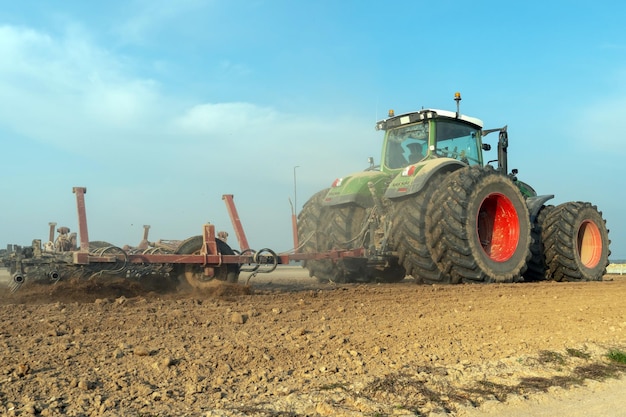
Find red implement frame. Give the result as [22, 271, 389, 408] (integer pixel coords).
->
[66, 187, 365, 268]
[222, 194, 251, 252]
[73, 187, 90, 252]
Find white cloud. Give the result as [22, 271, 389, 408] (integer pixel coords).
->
[0, 25, 170, 156]
[174, 102, 278, 136]
[0, 24, 361, 141]
[83, 76, 160, 127]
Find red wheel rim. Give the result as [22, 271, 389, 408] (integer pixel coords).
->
[577, 220, 602, 268]
[477, 193, 520, 262]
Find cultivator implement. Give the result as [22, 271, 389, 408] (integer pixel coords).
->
[2, 188, 261, 291]
[1, 187, 366, 292]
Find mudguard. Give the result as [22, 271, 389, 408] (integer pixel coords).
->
[384, 158, 465, 199]
[322, 170, 390, 207]
[526, 194, 554, 219]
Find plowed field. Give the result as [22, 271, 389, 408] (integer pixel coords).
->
[1, 268, 625, 416]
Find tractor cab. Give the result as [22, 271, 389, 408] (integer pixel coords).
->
[377, 108, 485, 173]
[323, 99, 490, 206]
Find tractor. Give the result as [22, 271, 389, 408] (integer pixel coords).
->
[297, 93, 610, 284]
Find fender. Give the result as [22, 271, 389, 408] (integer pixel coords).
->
[526, 194, 554, 220]
[322, 170, 390, 207]
[384, 158, 465, 199]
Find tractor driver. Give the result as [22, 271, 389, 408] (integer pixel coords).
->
[407, 142, 425, 164]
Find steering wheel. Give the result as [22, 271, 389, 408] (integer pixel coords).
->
[463, 155, 481, 164]
[435, 148, 448, 157]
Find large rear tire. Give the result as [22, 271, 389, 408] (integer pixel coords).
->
[523, 205, 555, 281]
[426, 165, 531, 283]
[390, 171, 450, 284]
[297, 189, 342, 282]
[174, 236, 239, 289]
[542, 202, 610, 281]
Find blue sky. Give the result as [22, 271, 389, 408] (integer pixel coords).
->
[1, 0, 625, 260]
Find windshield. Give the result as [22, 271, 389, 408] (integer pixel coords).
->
[383, 122, 429, 169]
[435, 120, 482, 165]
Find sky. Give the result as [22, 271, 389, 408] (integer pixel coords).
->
[1, 0, 626, 260]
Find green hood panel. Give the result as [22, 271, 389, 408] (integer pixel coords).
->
[384, 158, 465, 199]
[516, 180, 538, 198]
[322, 159, 471, 206]
[323, 170, 391, 207]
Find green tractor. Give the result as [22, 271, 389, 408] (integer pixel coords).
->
[297, 93, 610, 284]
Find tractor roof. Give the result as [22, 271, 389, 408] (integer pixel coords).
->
[375, 108, 483, 131]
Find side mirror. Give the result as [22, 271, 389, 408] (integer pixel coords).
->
[368, 157, 375, 168]
[482, 143, 492, 151]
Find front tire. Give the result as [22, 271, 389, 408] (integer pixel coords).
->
[325, 204, 368, 283]
[542, 202, 610, 281]
[297, 189, 342, 282]
[426, 165, 531, 283]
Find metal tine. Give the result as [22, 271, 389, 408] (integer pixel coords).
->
[10, 280, 22, 293]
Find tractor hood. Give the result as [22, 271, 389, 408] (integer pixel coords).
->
[323, 170, 390, 208]
[385, 158, 465, 199]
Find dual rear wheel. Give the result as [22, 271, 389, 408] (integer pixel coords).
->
[394, 166, 531, 283]
[540, 202, 610, 281]
[401, 166, 609, 283]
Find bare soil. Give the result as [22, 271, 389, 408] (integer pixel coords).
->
[1, 268, 626, 416]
